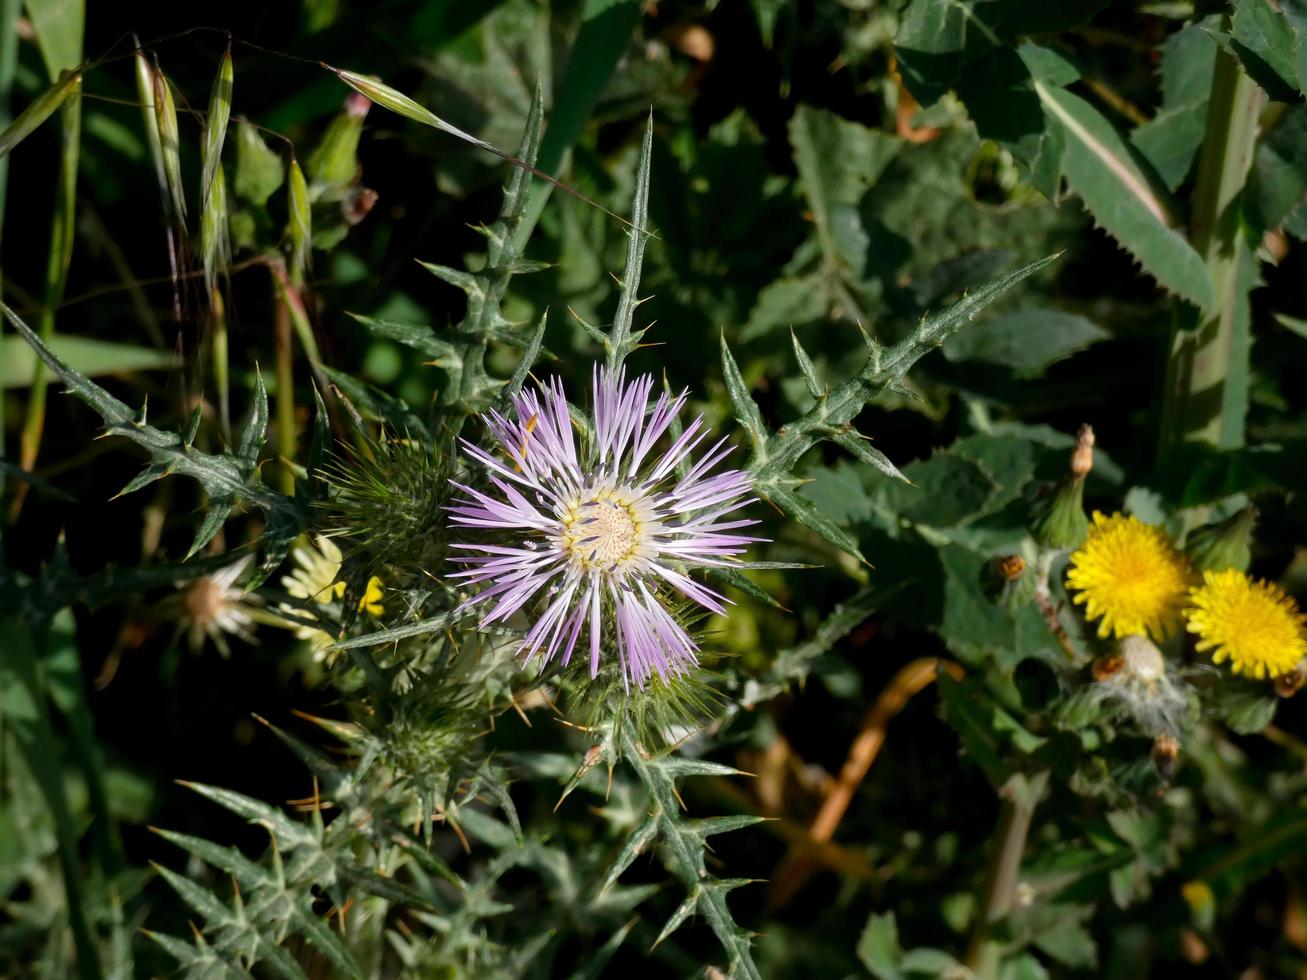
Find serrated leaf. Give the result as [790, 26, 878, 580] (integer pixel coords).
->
[653, 888, 700, 947]
[790, 329, 824, 398]
[1035, 82, 1213, 310]
[328, 608, 474, 650]
[1231, 0, 1304, 100]
[942, 307, 1108, 376]
[605, 115, 652, 372]
[719, 333, 766, 455]
[763, 481, 867, 562]
[348, 312, 462, 363]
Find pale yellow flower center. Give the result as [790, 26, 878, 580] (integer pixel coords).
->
[563, 494, 641, 571]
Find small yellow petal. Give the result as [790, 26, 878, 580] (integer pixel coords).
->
[1066, 512, 1193, 641]
[358, 575, 385, 617]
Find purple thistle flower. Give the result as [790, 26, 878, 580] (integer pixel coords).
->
[447, 365, 762, 688]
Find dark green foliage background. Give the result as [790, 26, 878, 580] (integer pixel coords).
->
[4, 1, 1307, 978]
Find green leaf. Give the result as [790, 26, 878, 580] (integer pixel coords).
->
[720, 333, 767, 457]
[1247, 103, 1307, 235]
[894, 0, 967, 107]
[604, 115, 652, 373]
[764, 480, 867, 562]
[514, 0, 642, 246]
[1231, 0, 1303, 100]
[1036, 82, 1213, 310]
[24, 0, 83, 79]
[942, 307, 1108, 376]
[0, 334, 177, 387]
[882, 451, 999, 527]
[234, 119, 284, 206]
[857, 912, 904, 980]
[788, 104, 900, 275]
[1131, 19, 1219, 190]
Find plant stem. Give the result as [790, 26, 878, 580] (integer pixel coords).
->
[274, 276, 297, 496]
[964, 770, 1049, 979]
[13, 87, 80, 521]
[1158, 34, 1263, 462]
[0, 0, 21, 505]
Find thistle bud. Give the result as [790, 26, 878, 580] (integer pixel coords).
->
[1070, 424, 1095, 478]
[1186, 506, 1256, 573]
[1035, 472, 1089, 550]
[1035, 424, 1093, 550]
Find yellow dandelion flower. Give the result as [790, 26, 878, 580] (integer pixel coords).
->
[1066, 512, 1192, 640]
[358, 576, 385, 617]
[1186, 569, 1306, 679]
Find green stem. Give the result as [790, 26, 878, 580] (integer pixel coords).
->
[273, 276, 297, 496]
[1158, 34, 1263, 461]
[964, 771, 1049, 980]
[0, 0, 22, 502]
[14, 87, 80, 517]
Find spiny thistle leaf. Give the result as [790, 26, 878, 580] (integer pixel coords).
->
[1, 304, 298, 563]
[604, 114, 652, 374]
[616, 733, 762, 979]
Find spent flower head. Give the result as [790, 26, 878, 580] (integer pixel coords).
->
[167, 556, 257, 656]
[447, 365, 761, 688]
[1090, 634, 1191, 737]
[1066, 512, 1192, 640]
[1186, 569, 1307, 679]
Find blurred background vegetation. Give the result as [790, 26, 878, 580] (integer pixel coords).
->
[4, 0, 1307, 977]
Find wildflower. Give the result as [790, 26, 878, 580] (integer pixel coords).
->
[1186, 569, 1307, 679]
[1088, 634, 1190, 737]
[358, 575, 385, 617]
[447, 365, 759, 688]
[279, 535, 346, 653]
[1066, 512, 1191, 640]
[171, 556, 257, 656]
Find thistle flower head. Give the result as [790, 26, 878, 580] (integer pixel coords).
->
[1066, 512, 1192, 640]
[447, 365, 761, 688]
[1186, 570, 1307, 679]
